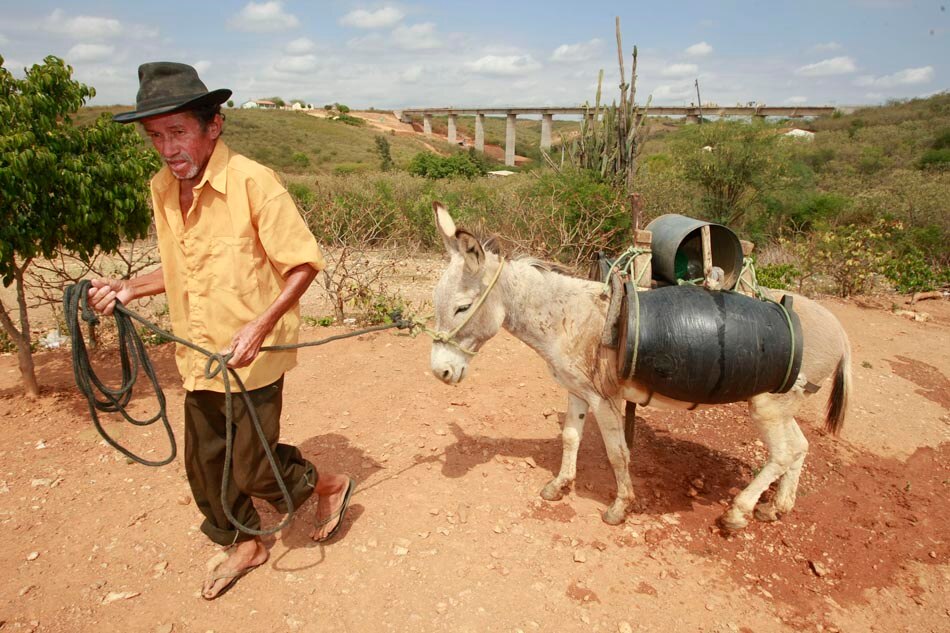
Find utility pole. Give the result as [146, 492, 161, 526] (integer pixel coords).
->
[695, 78, 703, 124]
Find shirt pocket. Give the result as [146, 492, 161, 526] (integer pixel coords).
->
[210, 236, 259, 298]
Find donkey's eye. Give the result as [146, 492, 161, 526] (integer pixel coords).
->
[455, 304, 472, 315]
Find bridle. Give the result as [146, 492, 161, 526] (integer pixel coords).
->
[425, 258, 505, 356]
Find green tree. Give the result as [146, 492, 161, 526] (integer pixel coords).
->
[269, 96, 286, 108]
[0, 55, 159, 395]
[374, 135, 394, 171]
[671, 121, 788, 227]
[227, 99, 234, 108]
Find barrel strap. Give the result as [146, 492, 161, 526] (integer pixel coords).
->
[774, 298, 797, 392]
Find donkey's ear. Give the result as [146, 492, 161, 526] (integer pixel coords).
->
[457, 230, 485, 274]
[433, 201, 457, 253]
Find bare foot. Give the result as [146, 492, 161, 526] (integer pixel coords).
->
[201, 538, 269, 600]
[311, 473, 353, 541]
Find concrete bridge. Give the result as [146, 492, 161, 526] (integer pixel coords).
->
[397, 105, 837, 166]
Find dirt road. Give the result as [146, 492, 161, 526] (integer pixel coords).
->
[2, 286, 948, 632]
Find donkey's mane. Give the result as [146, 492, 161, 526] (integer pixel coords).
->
[518, 257, 576, 278]
[465, 230, 578, 279]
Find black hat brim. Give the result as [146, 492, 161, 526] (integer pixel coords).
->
[112, 88, 232, 123]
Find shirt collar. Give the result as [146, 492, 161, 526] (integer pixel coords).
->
[194, 139, 229, 195]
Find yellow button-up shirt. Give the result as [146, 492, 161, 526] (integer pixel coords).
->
[150, 140, 325, 392]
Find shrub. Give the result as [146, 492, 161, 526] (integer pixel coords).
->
[336, 113, 364, 126]
[287, 182, 316, 208]
[755, 262, 800, 290]
[407, 151, 487, 179]
[291, 151, 310, 169]
[802, 147, 836, 173]
[883, 247, 950, 293]
[670, 120, 790, 228]
[858, 146, 887, 174]
[931, 127, 950, 150]
[917, 148, 950, 169]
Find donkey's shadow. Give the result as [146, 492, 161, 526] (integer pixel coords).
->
[424, 414, 756, 517]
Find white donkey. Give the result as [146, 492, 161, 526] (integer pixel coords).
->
[429, 203, 852, 530]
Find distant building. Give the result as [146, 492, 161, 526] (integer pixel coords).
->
[241, 100, 278, 110]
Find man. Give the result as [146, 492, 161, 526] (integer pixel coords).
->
[87, 62, 354, 600]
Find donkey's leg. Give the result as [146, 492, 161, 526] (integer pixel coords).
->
[720, 394, 797, 531]
[541, 393, 588, 501]
[592, 398, 635, 525]
[765, 416, 808, 517]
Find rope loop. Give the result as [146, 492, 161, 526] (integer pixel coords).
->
[63, 281, 421, 536]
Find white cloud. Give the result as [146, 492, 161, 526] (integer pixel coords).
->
[795, 56, 856, 76]
[345, 33, 386, 51]
[285, 37, 315, 54]
[811, 41, 842, 52]
[401, 65, 423, 83]
[854, 66, 933, 87]
[45, 9, 121, 39]
[66, 43, 115, 63]
[274, 54, 318, 74]
[229, 2, 299, 33]
[340, 7, 405, 29]
[786, 95, 808, 104]
[685, 41, 713, 57]
[651, 83, 695, 101]
[550, 38, 602, 62]
[661, 63, 698, 77]
[465, 55, 541, 76]
[392, 23, 441, 50]
[193, 60, 213, 74]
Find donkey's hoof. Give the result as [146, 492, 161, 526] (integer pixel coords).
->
[540, 481, 565, 502]
[754, 503, 779, 523]
[601, 505, 627, 526]
[719, 508, 749, 532]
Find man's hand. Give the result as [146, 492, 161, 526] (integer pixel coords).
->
[87, 278, 136, 316]
[223, 317, 273, 368]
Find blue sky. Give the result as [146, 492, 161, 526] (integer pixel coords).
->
[0, 1, 946, 109]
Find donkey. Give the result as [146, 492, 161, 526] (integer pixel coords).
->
[428, 202, 852, 530]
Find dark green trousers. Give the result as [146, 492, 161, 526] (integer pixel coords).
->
[183, 376, 317, 545]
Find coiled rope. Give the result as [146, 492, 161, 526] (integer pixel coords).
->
[63, 280, 416, 536]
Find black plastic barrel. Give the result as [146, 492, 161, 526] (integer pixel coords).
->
[646, 214, 743, 290]
[616, 284, 803, 404]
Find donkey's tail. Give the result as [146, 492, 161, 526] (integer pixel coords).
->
[824, 333, 851, 436]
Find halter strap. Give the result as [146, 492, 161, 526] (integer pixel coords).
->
[427, 258, 506, 356]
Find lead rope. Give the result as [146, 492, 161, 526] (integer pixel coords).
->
[410, 258, 506, 356]
[63, 280, 417, 536]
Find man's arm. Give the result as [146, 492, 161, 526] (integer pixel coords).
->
[87, 267, 166, 315]
[224, 263, 318, 368]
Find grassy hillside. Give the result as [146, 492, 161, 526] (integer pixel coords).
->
[77, 105, 463, 174]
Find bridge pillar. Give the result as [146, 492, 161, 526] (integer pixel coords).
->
[447, 114, 457, 144]
[540, 113, 553, 151]
[423, 113, 433, 136]
[505, 113, 517, 166]
[685, 113, 700, 124]
[475, 113, 485, 152]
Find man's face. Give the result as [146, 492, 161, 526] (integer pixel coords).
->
[142, 111, 221, 182]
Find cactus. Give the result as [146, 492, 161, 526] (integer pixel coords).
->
[547, 17, 650, 196]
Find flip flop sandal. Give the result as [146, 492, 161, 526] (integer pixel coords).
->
[314, 477, 356, 543]
[202, 561, 262, 600]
